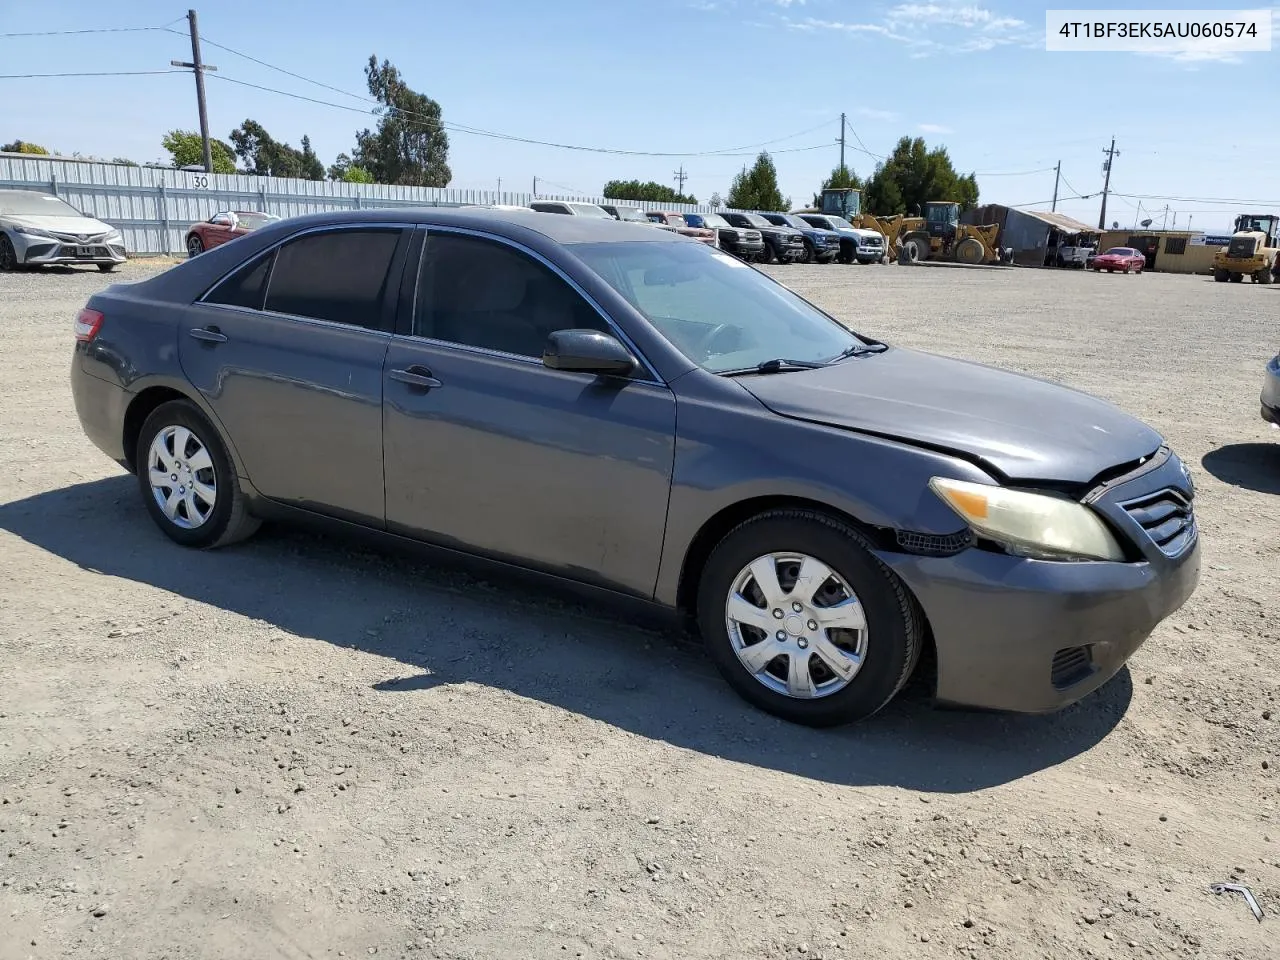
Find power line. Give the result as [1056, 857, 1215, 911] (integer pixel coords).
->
[1111, 191, 1280, 207]
[0, 69, 185, 79]
[0, 25, 170, 39]
[975, 166, 1057, 177]
[207, 73, 834, 157]
[842, 118, 882, 160]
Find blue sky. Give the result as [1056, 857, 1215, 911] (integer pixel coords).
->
[2, 0, 1276, 231]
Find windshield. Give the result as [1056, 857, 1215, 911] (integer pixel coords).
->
[235, 212, 276, 230]
[699, 213, 729, 228]
[0, 192, 87, 218]
[1104, 248, 1136, 257]
[615, 207, 648, 222]
[569, 203, 613, 218]
[742, 214, 772, 229]
[572, 240, 865, 373]
[778, 214, 809, 230]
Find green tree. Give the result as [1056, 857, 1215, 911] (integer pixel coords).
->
[726, 151, 788, 212]
[299, 135, 325, 180]
[602, 179, 696, 204]
[811, 163, 863, 208]
[228, 120, 324, 180]
[708, 191, 724, 209]
[862, 136, 978, 216]
[342, 165, 373, 184]
[1, 140, 51, 154]
[352, 56, 450, 186]
[161, 130, 236, 173]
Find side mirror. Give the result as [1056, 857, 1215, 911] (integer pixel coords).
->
[543, 329, 636, 376]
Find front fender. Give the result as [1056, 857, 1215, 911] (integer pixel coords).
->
[653, 382, 998, 605]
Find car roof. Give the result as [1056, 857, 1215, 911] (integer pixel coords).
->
[218, 206, 687, 246]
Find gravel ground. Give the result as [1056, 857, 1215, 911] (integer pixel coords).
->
[1, 259, 1278, 960]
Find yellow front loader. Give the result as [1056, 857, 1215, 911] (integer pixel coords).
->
[894, 202, 1008, 265]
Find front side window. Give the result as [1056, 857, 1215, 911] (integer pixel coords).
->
[414, 232, 610, 357]
[568, 203, 612, 218]
[573, 240, 864, 373]
[264, 228, 402, 329]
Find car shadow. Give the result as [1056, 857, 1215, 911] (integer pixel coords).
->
[0, 476, 1133, 794]
[1201, 442, 1280, 495]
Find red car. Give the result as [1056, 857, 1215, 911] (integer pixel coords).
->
[185, 210, 280, 258]
[1091, 246, 1146, 274]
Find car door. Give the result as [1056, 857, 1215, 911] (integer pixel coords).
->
[203, 213, 236, 250]
[179, 223, 413, 526]
[381, 227, 677, 598]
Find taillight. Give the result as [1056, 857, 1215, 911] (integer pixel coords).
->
[74, 308, 104, 342]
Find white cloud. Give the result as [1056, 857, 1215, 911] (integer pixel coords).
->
[918, 123, 954, 134]
[773, 0, 805, 6]
[854, 107, 899, 121]
[781, 2, 1033, 53]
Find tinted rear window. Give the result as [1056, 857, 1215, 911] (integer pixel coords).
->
[264, 228, 401, 329]
[205, 251, 273, 310]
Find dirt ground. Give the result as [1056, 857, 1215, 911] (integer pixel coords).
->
[1, 259, 1278, 960]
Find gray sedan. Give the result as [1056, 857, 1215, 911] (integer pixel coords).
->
[70, 208, 1201, 727]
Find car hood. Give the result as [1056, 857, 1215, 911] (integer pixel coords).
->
[737, 346, 1162, 485]
[2, 214, 113, 234]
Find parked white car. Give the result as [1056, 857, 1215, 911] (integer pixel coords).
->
[0, 189, 126, 272]
[1263, 352, 1279, 429]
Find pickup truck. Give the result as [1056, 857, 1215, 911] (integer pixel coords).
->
[759, 212, 841, 263]
[641, 210, 718, 246]
[683, 212, 765, 260]
[718, 211, 806, 263]
[796, 213, 887, 264]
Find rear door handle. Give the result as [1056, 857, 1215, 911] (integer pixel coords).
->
[389, 365, 443, 390]
[189, 326, 228, 344]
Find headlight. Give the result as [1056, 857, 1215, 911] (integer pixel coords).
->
[928, 477, 1125, 562]
[103, 229, 122, 242]
[13, 226, 55, 239]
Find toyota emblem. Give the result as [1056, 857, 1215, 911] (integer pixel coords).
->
[78, 235, 88, 242]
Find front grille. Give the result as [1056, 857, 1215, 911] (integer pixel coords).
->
[50, 231, 109, 244]
[1120, 488, 1196, 556]
[1051, 645, 1093, 689]
[862, 237, 883, 246]
[1227, 237, 1256, 258]
[745, 231, 761, 241]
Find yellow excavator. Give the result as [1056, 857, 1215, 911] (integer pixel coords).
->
[894, 201, 1009, 265]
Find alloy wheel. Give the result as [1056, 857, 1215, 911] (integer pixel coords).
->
[724, 552, 868, 699]
[146, 425, 217, 529]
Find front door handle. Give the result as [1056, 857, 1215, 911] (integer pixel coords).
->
[389, 365, 443, 390]
[189, 326, 228, 344]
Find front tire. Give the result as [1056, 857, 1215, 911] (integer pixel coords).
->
[186, 235, 204, 258]
[0, 234, 17, 272]
[696, 510, 923, 727]
[97, 263, 118, 273]
[135, 399, 260, 549]
[1229, 273, 1244, 283]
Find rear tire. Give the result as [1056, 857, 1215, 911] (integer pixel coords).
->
[696, 509, 923, 727]
[1254, 268, 1272, 284]
[186, 235, 204, 259]
[1229, 273, 1243, 283]
[1214, 268, 1229, 282]
[135, 399, 260, 549]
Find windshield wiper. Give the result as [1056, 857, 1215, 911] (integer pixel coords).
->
[722, 357, 827, 376]
[828, 342, 888, 362]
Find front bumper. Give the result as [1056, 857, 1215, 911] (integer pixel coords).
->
[13, 230, 126, 266]
[878, 448, 1201, 713]
[777, 243, 807, 262]
[726, 239, 765, 259]
[856, 246, 885, 262]
[1262, 355, 1280, 424]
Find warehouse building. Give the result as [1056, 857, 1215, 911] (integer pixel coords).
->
[1094, 229, 1223, 275]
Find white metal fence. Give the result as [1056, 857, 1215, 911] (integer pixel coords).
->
[0, 153, 727, 256]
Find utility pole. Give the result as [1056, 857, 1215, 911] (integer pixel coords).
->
[1161, 204, 1169, 230]
[1097, 136, 1119, 230]
[674, 165, 688, 196]
[532, 176, 538, 196]
[496, 177, 501, 195]
[1051, 160, 1061, 212]
[838, 112, 846, 171]
[170, 9, 217, 173]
